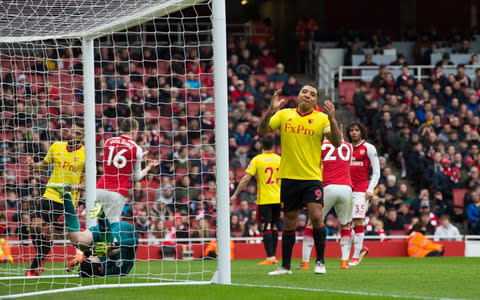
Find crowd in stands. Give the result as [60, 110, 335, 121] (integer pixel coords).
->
[0, 27, 306, 245]
[340, 28, 480, 236]
[1, 25, 479, 249]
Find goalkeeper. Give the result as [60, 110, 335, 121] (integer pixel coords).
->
[48, 183, 138, 277]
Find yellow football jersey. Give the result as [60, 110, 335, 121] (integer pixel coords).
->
[245, 152, 281, 205]
[43, 142, 85, 206]
[269, 108, 330, 181]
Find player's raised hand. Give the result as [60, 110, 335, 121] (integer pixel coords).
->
[269, 89, 285, 111]
[323, 100, 336, 119]
[25, 156, 34, 167]
[142, 150, 149, 160]
[147, 160, 160, 169]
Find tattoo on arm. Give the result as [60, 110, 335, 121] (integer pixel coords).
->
[258, 110, 275, 136]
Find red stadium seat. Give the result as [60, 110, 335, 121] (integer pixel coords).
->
[338, 81, 359, 111]
[255, 74, 268, 84]
[264, 67, 275, 76]
[453, 188, 470, 215]
[187, 102, 201, 116]
[274, 81, 284, 90]
[389, 230, 406, 236]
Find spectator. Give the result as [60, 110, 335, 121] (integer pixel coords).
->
[235, 199, 252, 225]
[268, 63, 288, 83]
[325, 215, 338, 237]
[467, 191, 480, 234]
[231, 80, 252, 103]
[192, 218, 212, 241]
[230, 213, 244, 237]
[384, 208, 406, 233]
[359, 54, 377, 66]
[233, 124, 252, 146]
[371, 65, 387, 88]
[238, 183, 257, 205]
[134, 210, 150, 239]
[231, 147, 250, 169]
[434, 214, 461, 241]
[390, 54, 408, 66]
[258, 47, 276, 69]
[420, 211, 436, 235]
[282, 75, 302, 96]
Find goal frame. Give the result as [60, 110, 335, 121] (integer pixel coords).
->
[0, 0, 231, 296]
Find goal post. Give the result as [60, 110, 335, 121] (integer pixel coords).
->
[0, 0, 230, 297]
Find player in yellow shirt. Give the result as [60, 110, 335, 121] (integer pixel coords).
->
[24, 122, 86, 276]
[231, 136, 281, 265]
[258, 86, 341, 275]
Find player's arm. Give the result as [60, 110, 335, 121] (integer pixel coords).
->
[25, 156, 49, 172]
[323, 100, 342, 147]
[258, 89, 284, 136]
[230, 173, 253, 203]
[72, 173, 86, 191]
[366, 143, 381, 199]
[133, 147, 159, 181]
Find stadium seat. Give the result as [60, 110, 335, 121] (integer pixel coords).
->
[389, 230, 406, 236]
[264, 67, 275, 76]
[187, 102, 201, 116]
[453, 188, 470, 215]
[338, 81, 359, 111]
[157, 60, 171, 75]
[255, 74, 268, 84]
[274, 81, 284, 90]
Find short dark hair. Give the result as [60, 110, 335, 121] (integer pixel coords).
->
[261, 135, 274, 151]
[79, 259, 104, 277]
[73, 118, 84, 129]
[120, 118, 139, 133]
[346, 122, 368, 142]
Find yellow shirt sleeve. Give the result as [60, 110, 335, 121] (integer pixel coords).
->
[43, 142, 56, 164]
[245, 157, 257, 176]
[269, 110, 283, 131]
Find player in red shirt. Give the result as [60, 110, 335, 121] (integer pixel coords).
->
[346, 122, 380, 266]
[298, 129, 354, 270]
[96, 118, 159, 222]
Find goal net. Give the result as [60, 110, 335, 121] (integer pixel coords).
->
[0, 0, 230, 297]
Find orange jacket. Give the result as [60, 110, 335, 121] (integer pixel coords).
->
[204, 239, 235, 259]
[406, 232, 443, 258]
[0, 238, 14, 263]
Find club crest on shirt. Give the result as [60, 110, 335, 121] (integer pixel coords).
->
[360, 149, 365, 155]
[308, 119, 314, 124]
[287, 118, 293, 122]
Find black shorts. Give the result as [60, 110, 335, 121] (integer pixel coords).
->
[32, 198, 65, 226]
[281, 179, 324, 212]
[257, 204, 281, 224]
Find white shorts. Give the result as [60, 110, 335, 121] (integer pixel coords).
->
[351, 192, 368, 219]
[322, 184, 353, 226]
[96, 189, 127, 223]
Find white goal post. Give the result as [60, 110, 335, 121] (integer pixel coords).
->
[0, 0, 230, 297]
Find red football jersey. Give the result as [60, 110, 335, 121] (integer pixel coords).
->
[321, 140, 353, 187]
[350, 140, 380, 193]
[96, 135, 143, 197]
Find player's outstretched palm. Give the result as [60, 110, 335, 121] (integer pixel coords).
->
[269, 89, 285, 111]
[323, 100, 336, 119]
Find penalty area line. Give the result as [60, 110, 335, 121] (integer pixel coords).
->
[230, 282, 468, 300]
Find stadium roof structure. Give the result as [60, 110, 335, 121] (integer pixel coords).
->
[0, 0, 204, 42]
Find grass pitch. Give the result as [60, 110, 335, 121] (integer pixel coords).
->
[1, 257, 479, 299]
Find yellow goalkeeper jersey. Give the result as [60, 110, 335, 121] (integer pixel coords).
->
[245, 152, 281, 205]
[43, 142, 85, 206]
[269, 108, 330, 181]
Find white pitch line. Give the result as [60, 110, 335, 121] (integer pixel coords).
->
[230, 283, 471, 300]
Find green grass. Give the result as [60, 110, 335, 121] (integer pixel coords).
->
[1, 257, 479, 299]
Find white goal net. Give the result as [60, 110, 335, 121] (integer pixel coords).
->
[0, 0, 230, 297]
